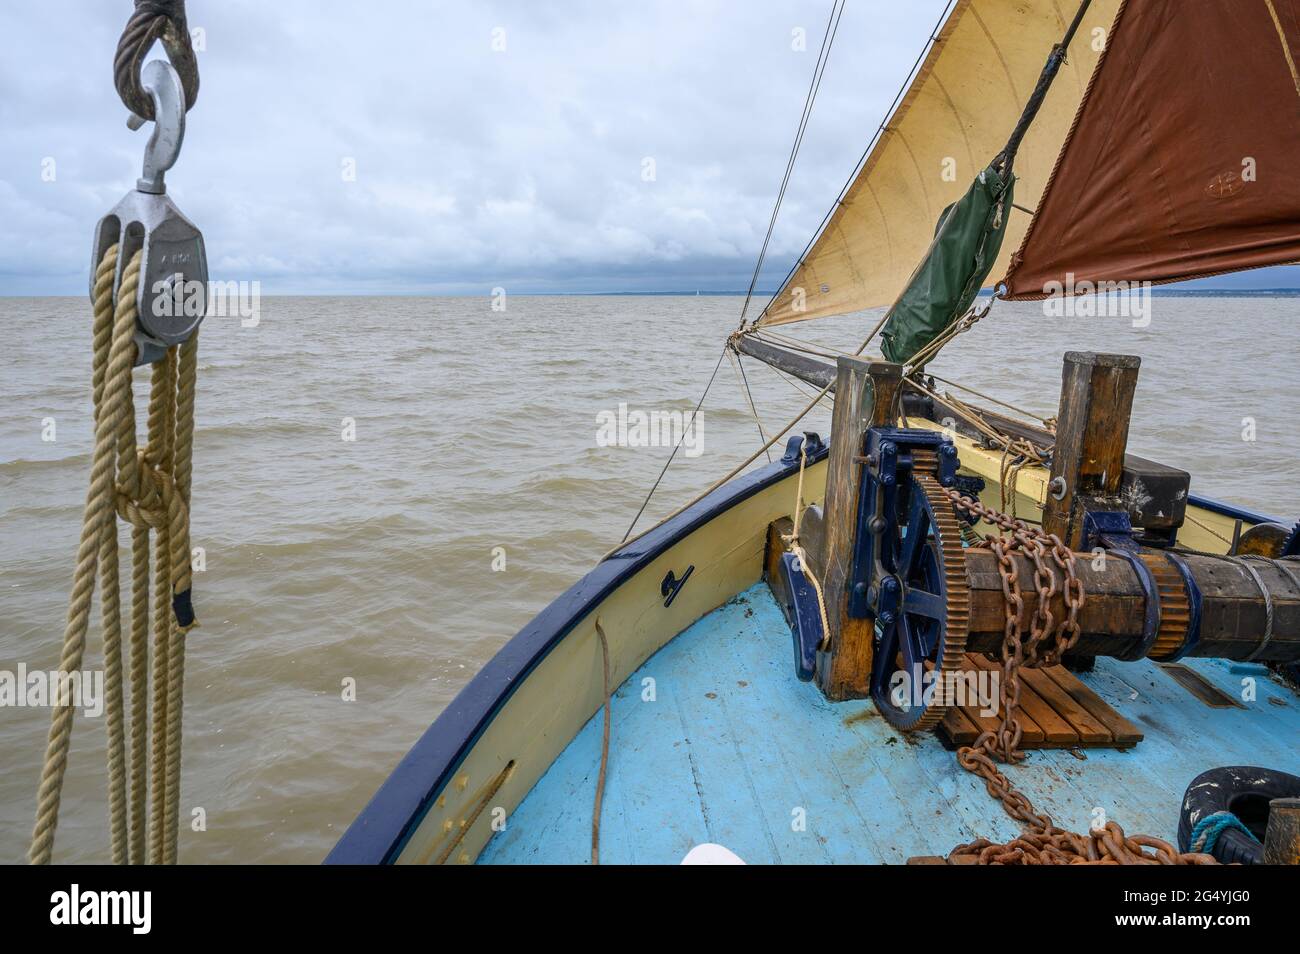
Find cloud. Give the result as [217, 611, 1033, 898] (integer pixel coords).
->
[1, 1, 1296, 295]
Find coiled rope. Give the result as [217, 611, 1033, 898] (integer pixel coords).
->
[30, 243, 199, 865]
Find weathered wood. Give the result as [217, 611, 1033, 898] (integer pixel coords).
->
[963, 549, 1147, 655]
[1040, 666, 1143, 748]
[914, 389, 1190, 537]
[764, 518, 794, 630]
[741, 338, 1189, 536]
[970, 654, 1077, 744]
[962, 549, 1300, 662]
[815, 357, 903, 700]
[733, 335, 837, 390]
[1263, 798, 1300, 865]
[1018, 666, 1111, 744]
[1042, 352, 1141, 548]
[798, 504, 826, 583]
[1179, 553, 1300, 662]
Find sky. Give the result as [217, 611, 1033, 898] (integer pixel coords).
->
[1, 0, 1296, 296]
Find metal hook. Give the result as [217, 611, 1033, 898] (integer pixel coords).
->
[127, 59, 187, 194]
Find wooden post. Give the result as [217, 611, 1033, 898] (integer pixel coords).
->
[1263, 798, 1300, 865]
[1042, 352, 1141, 549]
[815, 357, 902, 700]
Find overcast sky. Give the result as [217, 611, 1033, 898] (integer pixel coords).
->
[2, 0, 1296, 296]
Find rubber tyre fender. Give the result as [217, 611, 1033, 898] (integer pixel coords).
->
[1178, 766, 1300, 864]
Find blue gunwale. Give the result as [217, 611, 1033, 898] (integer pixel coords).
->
[1186, 493, 1281, 527]
[326, 442, 830, 864]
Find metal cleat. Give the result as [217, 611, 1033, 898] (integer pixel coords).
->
[91, 59, 207, 366]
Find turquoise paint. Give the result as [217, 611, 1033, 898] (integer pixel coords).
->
[480, 584, 1300, 865]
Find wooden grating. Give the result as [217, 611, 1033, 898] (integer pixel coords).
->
[938, 654, 1143, 750]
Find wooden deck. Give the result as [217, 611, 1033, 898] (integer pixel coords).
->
[479, 583, 1300, 864]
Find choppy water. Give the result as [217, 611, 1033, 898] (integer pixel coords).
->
[1, 294, 1297, 863]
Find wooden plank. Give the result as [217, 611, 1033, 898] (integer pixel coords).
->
[1019, 667, 1112, 745]
[1040, 665, 1144, 748]
[956, 686, 1046, 747]
[969, 655, 1077, 745]
[940, 703, 981, 745]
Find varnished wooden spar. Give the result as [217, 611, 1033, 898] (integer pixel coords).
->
[733, 334, 837, 390]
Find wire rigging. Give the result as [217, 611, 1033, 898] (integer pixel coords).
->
[748, 0, 958, 328]
[737, 0, 846, 329]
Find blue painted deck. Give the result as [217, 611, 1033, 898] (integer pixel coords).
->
[480, 583, 1300, 864]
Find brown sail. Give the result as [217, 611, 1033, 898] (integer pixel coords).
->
[1003, 0, 1300, 299]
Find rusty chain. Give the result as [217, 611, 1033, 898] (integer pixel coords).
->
[938, 489, 1218, 865]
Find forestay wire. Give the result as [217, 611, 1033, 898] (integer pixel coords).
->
[622, 0, 848, 543]
[747, 0, 958, 329]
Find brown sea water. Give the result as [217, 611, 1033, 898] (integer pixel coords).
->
[1, 293, 1297, 863]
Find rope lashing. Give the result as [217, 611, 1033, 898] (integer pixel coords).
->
[30, 243, 199, 865]
[1189, 811, 1259, 855]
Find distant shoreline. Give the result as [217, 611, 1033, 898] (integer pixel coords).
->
[3, 288, 1299, 299]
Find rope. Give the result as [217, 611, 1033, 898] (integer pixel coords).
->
[611, 326, 883, 562]
[591, 620, 613, 865]
[727, 350, 772, 463]
[923, 371, 1054, 426]
[1236, 556, 1276, 661]
[784, 446, 831, 649]
[1189, 811, 1258, 855]
[30, 243, 199, 865]
[753, 0, 959, 327]
[621, 344, 729, 543]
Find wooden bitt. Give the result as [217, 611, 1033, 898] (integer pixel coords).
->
[1042, 352, 1141, 549]
[815, 357, 902, 701]
[1263, 798, 1300, 865]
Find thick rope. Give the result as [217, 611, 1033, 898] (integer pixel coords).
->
[30, 243, 199, 865]
[1189, 811, 1258, 855]
[30, 246, 140, 865]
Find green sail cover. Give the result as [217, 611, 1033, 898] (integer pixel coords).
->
[879, 164, 1014, 365]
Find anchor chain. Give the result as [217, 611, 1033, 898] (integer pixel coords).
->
[940, 490, 1218, 864]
